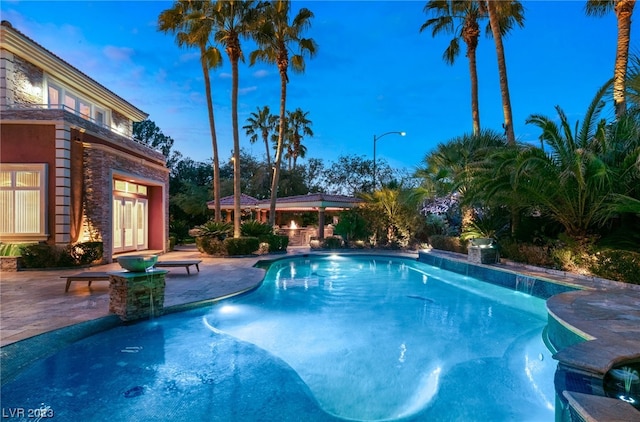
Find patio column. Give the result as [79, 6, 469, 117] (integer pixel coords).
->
[318, 207, 325, 240]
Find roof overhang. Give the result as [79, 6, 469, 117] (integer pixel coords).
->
[207, 193, 364, 212]
[0, 21, 148, 122]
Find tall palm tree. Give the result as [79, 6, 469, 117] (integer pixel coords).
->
[484, 0, 525, 145]
[285, 108, 313, 170]
[212, 0, 259, 237]
[243, 105, 277, 169]
[250, 0, 317, 226]
[586, 0, 636, 118]
[420, 0, 485, 135]
[158, 0, 224, 221]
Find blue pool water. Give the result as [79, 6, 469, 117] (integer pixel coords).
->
[2, 255, 555, 421]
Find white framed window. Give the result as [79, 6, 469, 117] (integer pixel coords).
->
[0, 164, 48, 241]
[95, 107, 105, 126]
[45, 78, 110, 127]
[48, 85, 61, 108]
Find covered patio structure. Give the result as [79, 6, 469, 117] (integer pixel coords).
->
[207, 193, 364, 244]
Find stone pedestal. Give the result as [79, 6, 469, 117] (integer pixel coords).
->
[468, 246, 499, 264]
[108, 270, 167, 321]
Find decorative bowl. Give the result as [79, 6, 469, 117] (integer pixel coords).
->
[117, 255, 158, 272]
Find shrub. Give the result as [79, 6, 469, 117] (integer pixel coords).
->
[224, 237, 260, 256]
[70, 242, 104, 265]
[169, 220, 191, 244]
[590, 250, 640, 284]
[20, 242, 103, 268]
[322, 236, 344, 249]
[21, 244, 74, 268]
[334, 210, 370, 242]
[241, 221, 274, 238]
[428, 235, 467, 254]
[0, 243, 26, 256]
[192, 221, 232, 240]
[263, 234, 288, 253]
[196, 236, 227, 255]
[499, 239, 556, 268]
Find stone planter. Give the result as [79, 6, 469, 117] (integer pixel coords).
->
[0, 256, 20, 272]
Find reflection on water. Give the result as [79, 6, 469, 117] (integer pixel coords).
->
[206, 256, 555, 421]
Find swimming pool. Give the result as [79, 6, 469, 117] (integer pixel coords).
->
[1, 255, 555, 421]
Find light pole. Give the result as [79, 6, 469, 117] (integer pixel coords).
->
[373, 131, 405, 190]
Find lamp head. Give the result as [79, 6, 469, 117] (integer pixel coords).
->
[400, 132, 406, 136]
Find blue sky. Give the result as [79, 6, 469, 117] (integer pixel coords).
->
[1, 1, 635, 173]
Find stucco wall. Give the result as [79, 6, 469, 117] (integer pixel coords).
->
[0, 123, 57, 243]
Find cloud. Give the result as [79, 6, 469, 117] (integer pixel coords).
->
[239, 86, 257, 95]
[219, 72, 232, 79]
[103, 45, 134, 62]
[179, 52, 200, 63]
[253, 69, 269, 78]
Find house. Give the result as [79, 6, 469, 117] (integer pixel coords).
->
[0, 21, 169, 264]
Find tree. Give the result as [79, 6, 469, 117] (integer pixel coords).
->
[421, 0, 485, 135]
[169, 157, 215, 241]
[416, 129, 509, 233]
[213, 0, 259, 237]
[284, 108, 313, 170]
[243, 105, 277, 169]
[159, 0, 224, 221]
[323, 154, 393, 195]
[484, 0, 525, 145]
[361, 186, 423, 247]
[518, 80, 635, 239]
[416, 129, 508, 199]
[586, 0, 636, 118]
[627, 53, 640, 110]
[132, 119, 181, 172]
[250, 0, 317, 226]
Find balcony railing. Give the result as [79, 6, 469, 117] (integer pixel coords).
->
[1, 103, 152, 148]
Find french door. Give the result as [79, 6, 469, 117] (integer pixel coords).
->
[113, 196, 147, 253]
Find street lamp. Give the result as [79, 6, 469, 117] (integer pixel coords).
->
[373, 131, 405, 189]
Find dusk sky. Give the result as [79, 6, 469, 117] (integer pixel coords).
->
[1, 1, 636, 173]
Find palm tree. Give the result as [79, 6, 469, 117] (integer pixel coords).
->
[627, 53, 640, 110]
[586, 0, 636, 118]
[416, 129, 508, 199]
[420, 0, 485, 135]
[519, 81, 622, 239]
[416, 129, 509, 232]
[250, 0, 317, 226]
[212, 0, 259, 237]
[484, 0, 525, 145]
[285, 108, 313, 170]
[158, 0, 224, 221]
[361, 186, 423, 246]
[243, 105, 277, 169]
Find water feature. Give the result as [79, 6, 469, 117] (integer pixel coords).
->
[1, 255, 555, 421]
[515, 275, 537, 296]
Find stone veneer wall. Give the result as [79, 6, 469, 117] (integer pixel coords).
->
[111, 109, 132, 138]
[108, 271, 166, 321]
[0, 50, 44, 106]
[83, 144, 168, 262]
